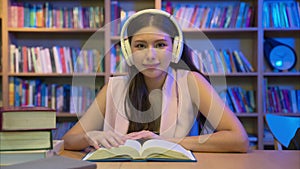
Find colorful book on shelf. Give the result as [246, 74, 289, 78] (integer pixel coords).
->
[199, 7, 208, 28]
[241, 3, 249, 27]
[229, 3, 240, 28]
[202, 50, 213, 73]
[224, 5, 233, 28]
[290, 90, 298, 113]
[8, 78, 14, 106]
[13, 78, 21, 107]
[52, 46, 62, 73]
[226, 49, 237, 73]
[227, 87, 242, 113]
[189, 5, 199, 28]
[22, 46, 28, 73]
[245, 6, 254, 27]
[279, 2, 289, 28]
[36, 4, 44, 28]
[235, 2, 246, 28]
[218, 6, 228, 28]
[194, 6, 205, 28]
[83, 139, 197, 162]
[219, 49, 231, 73]
[232, 50, 246, 72]
[219, 90, 235, 112]
[204, 7, 214, 28]
[297, 90, 300, 112]
[0, 106, 56, 131]
[210, 6, 221, 28]
[237, 50, 254, 72]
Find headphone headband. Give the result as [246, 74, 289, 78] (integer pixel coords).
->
[120, 9, 184, 66]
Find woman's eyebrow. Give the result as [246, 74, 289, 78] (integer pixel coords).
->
[133, 38, 168, 43]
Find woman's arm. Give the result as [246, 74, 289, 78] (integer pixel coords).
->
[62, 85, 110, 150]
[63, 84, 126, 150]
[180, 71, 249, 152]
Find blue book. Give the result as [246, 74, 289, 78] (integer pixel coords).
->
[263, 2, 270, 27]
[297, 90, 300, 113]
[279, 2, 289, 28]
[291, 2, 300, 27]
[219, 90, 234, 112]
[205, 7, 214, 28]
[227, 87, 241, 113]
[14, 77, 21, 106]
[23, 3, 31, 27]
[222, 49, 232, 73]
[208, 50, 218, 73]
[235, 2, 246, 28]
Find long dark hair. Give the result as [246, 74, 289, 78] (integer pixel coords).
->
[124, 11, 210, 134]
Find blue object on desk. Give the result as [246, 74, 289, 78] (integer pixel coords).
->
[265, 114, 300, 149]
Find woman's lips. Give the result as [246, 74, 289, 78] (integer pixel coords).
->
[143, 63, 159, 69]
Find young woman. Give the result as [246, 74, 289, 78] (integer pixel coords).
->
[62, 9, 249, 153]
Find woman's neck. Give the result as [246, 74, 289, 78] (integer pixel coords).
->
[143, 72, 167, 91]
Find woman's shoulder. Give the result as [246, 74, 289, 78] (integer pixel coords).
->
[176, 69, 202, 79]
[107, 75, 129, 88]
[108, 75, 129, 83]
[109, 75, 128, 80]
[184, 70, 210, 86]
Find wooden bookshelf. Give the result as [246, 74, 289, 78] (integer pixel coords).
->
[0, 0, 2, 107]
[1, 0, 300, 149]
[0, 0, 2, 19]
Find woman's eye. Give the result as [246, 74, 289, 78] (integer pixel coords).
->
[155, 43, 167, 48]
[135, 44, 146, 49]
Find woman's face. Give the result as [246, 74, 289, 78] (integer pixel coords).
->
[130, 26, 173, 79]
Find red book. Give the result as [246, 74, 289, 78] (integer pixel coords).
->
[22, 46, 28, 72]
[189, 5, 199, 27]
[59, 47, 67, 73]
[17, 2, 24, 27]
[0, 106, 56, 131]
[165, 1, 173, 14]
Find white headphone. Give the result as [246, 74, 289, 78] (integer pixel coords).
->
[120, 9, 184, 66]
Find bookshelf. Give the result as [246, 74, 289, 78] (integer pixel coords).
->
[1, 0, 299, 149]
[0, 0, 4, 107]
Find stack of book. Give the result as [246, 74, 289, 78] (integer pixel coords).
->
[0, 106, 58, 166]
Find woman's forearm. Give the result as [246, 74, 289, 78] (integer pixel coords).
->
[167, 131, 249, 153]
[63, 133, 90, 151]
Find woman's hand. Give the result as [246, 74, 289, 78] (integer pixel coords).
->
[84, 130, 126, 149]
[126, 130, 162, 140]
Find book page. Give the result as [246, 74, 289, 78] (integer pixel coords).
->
[123, 139, 142, 152]
[83, 140, 141, 161]
[140, 139, 196, 160]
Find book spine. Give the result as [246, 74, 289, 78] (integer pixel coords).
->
[9, 77, 15, 106]
[297, 90, 300, 113]
[10, 44, 16, 73]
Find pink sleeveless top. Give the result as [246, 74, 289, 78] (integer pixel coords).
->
[103, 68, 197, 138]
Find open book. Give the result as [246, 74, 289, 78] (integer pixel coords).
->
[83, 139, 196, 162]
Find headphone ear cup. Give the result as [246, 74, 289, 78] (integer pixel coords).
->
[123, 39, 133, 66]
[172, 36, 180, 63]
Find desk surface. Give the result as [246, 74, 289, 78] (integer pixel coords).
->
[61, 150, 300, 169]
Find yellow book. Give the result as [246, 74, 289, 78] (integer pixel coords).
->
[83, 139, 196, 162]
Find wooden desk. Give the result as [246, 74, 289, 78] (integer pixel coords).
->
[61, 150, 300, 169]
